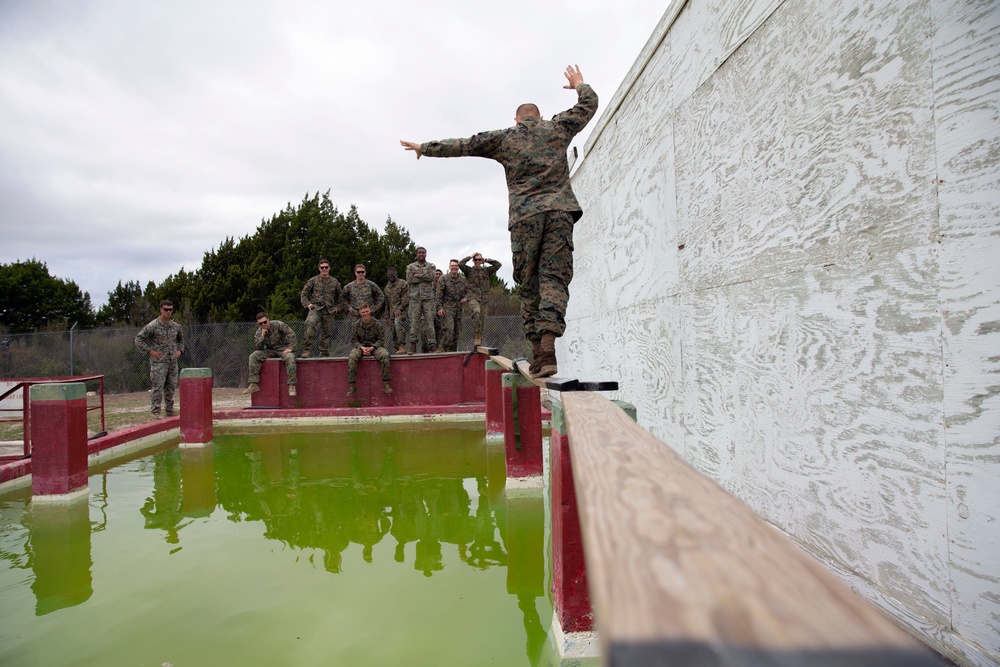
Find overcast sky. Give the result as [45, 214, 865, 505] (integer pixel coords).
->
[0, 0, 668, 308]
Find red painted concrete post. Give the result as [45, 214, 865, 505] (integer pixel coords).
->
[550, 400, 592, 633]
[501, 373, 542, 478]
[485, 360, 505, 438]
[29, 383, 89, 500]
[550, 399, 637, 638]
[179, 368, 213, 446]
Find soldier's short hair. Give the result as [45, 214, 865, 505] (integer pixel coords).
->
[355, 263, 366, 271]
[255, 311, 268, 321]
[359, 303, 371, 312]
[416, 246, 426, 252]
[387, 267, 397, 274]
[160, 300, 173, 309]
[516, 103, 540, 120]
[318, 258, 329, 266]
[450, 259, 459, 265]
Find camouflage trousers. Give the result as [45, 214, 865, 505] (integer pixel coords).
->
[439, 304, 463, 352]
[348, 347, 392, 382]
[249, 350, 297, 385]
[510, 210, 574, 340]
[389, 313, 408, 350]
[408, 299, 437, 351]
[303, 308, 336, 356]
[465, 297, 484, 339]
[149, 357, 179, 414]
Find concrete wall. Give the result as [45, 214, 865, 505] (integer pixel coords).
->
[563, 1, 999, 664]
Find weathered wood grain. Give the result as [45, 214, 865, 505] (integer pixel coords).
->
[562, 392, 945, 665]
[932, 0, 1000, 661]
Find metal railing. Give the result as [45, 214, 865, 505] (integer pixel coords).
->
[0, 375, 105, 460]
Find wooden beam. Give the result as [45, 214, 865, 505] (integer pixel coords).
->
[562, 392, 945, 666]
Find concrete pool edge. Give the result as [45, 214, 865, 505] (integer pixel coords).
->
[0, 404, 505, 493]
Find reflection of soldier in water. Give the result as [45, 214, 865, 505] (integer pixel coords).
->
[347, 481, 391, 564]
[140, 450, 188, 544]
[465, 477, 507, 569]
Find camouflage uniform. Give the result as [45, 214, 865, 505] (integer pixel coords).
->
[405, 260, 437, 351]
[421, 83, 598, 340]
[435, 272, 468, 352]
[343, 280, 385, 320]
[249, 320, 297, 386]
[348, 317, 391, 383]
[383, 277, 410, 350]
[300, 274, 342, 356]
[458, 256, 501, 341]
[134, 317, 184, 415]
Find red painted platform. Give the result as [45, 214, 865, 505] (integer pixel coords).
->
[251, 351, 487, 409]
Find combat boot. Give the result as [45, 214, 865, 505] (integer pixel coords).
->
[244, 382, 260, 394]
[473, 335, 482, 347]
[383, 381, 393, 394]
[301, 350, 311, 358]
[407, 343, 416, 355]
[347, 383, 357, 397]
[396, 344, 406, 354]
[533, 333, 558, 378]
[288, 385, 297, 397]
[527, 338, 543, 375]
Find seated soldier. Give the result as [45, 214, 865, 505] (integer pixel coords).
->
[347, 303, 393, 397]
[245, 311, 297, 397]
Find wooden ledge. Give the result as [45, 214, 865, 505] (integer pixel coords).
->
[561, 392, 944, 666]
[486, 353, 618, 392]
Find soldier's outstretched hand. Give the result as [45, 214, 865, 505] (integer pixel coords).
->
[563, 64, 584, 89]
[400, 140, 422, 159]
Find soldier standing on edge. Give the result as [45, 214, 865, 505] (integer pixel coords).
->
[401, 64, 598, 377]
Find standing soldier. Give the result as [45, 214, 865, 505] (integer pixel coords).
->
[343, 264, 385, 320]
[436, 259, 468, 352]
[459, 252, 502, 346]
[384, 267, 409, 354]
[401, 64, 598, 377]
[245, 312, 297, 397]
[347, 304, 393, 397]
[300, 259, 342, 357]
[134, 300, 184, 417]
[433, 269, 444, 349]
[405, 247, 437, 354]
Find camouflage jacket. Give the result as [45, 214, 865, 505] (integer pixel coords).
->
[436, 272, 468, 309]
[134, 318, 184, 356]
[405, 260, 437, 301]
[255, 320, 297, 352]
[384, 278, 410, 315]
[351, 317, 386, 350]
[343, 280, 385, 317]
[420, 84, 598, 227]
[458, 256, 501, 302]
[300, 274, 342, 312]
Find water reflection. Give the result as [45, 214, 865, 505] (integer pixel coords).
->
[138, 430, 529, 582]
[25, 499, 93, 616]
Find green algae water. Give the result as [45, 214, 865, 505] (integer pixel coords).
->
[0, 423, 553, 666]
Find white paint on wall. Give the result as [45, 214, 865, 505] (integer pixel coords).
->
[565, 0, 1000, 664]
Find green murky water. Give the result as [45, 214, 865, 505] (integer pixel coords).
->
[0, 424, 552, 666]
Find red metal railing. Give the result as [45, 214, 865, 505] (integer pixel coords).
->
[0, 376, 105, 460]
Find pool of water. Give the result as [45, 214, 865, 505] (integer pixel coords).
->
[0, 423, 553, 666]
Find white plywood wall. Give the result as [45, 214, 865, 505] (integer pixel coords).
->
[564, 0, 999, 664]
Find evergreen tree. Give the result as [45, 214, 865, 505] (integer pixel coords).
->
[0, 258, 95, 332]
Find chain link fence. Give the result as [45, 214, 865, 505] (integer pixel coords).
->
[0, 316, 532, 393]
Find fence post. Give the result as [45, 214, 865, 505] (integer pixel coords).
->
[179, 368, 213, 447]
[30, 382, 89, 501]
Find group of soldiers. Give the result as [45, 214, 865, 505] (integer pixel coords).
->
[133, 248, 501, 415]
[299, 249, 500, 358]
